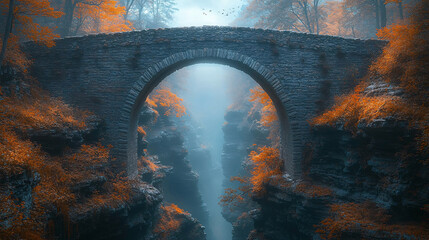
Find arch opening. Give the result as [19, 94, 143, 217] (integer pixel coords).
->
[120, 49, 295, 178]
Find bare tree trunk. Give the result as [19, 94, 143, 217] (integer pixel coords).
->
[0, 0, 15, 69]
[375, 0, 380, 29]
[314, 0, 319, 34]
[398, 1, 404, 20]
[379, 0, 387, 28]
[136, 0, 148, 29]
[300, 0, 313, 33]
[61, 0, 76, 37]
[124, 0, 136, 20]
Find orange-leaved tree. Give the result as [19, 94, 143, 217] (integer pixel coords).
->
[0, 86, 90, 130]
[316, 201, 429, 239]
[320, 1, 357, 38]
[219, 176, 252, 211]
[249, 86, 278, 128]
[249, 86, 280, 145]
[153, 204, 189, 240]
[311, 83, 410, 130]
[0, 0, 63, 72]
[312, 1, 428, 154]
[59, 0, 132, 37]
[372, 6, 429, 152]
[72, 0, 133, 35]
[249, 146, 282, 195]
[0, 86, 138, 238]
[146, 87, 187, 118]
[219, 146, 282, 212]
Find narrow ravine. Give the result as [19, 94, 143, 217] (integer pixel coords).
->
[164, 64, 237, 240]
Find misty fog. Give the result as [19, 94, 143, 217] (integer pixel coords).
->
[156, 64, 256, 240]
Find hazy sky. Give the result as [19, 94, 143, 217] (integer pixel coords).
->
[171, 0, 246, 27]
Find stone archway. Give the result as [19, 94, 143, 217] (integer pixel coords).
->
[119, 48, 297, 178]
[25, 27, 383, 180]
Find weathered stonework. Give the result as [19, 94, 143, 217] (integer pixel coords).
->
[23, 26, 385, 179]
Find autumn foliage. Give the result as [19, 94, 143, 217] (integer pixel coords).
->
[311, 83, 410, 130]
[249, 86, 278, 128]
[219, 146, 282, 214]
[0, 0, 63, 72]
[219, 176, 252, 211]
[249, 146, 282, 194]
[0, 0, 133, 74]
[220, 87, 283, 214]
[0, 87, 136, 238]
[0, 87, 90, 131]
[316, 202, 429, 239]
[72, 0, 133, 35]
[139, 156, 160, 172]
[312, 1, 428, 154]
[153, 204, 189, 240]
[146, 87, 187, 118]
[294, 181, 332, 198]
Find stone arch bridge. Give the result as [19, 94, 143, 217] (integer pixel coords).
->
[23, 26, 384, 179]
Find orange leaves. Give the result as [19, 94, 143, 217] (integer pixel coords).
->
[249, 146, 282, 195]
[169, 203, 189, 215]
[220, 147, 282, 211]
[63, 143, 111, 183]
[294, 182, 332, 198]
[320, 1, 356, 38]
[147, 87, 187, 118]
[12, 0, 63, 48]
[0, 86, 138, 237]
[249, 86, 278, 128]
[75, 0, 133, 35]
[249, 86, 280, 146]
[313, 2, 428, 153]
[311, 85, 409, 131]
[316, 202, 385, 239]
[219, 188, 246, 208]
[372, 14, 428, 108]
[373, 23, 422, 83]
[14, 0, 63, 19]
[219, 176, 252, 210]
[370, 4, 429, 154]
[0, 193, 44, 239]
[154, 204, 189, 239]
[0, 87, 90, 131]
[5, 0, 62, 46]
[0, 124, 43, 174]
[137, 126, 147, 136]
[139, 156, 160, 172]
[316, 201, 429, 239]
[0, 34, 31, 72]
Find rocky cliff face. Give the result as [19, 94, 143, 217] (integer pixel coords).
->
[0, 120, 164, 240]
[138, 106, 209, 234]
[251, 119, 428, 239]
[0, 85, 206, 240]
[56, 183, 163, 240]
[220, 105, 271, 240]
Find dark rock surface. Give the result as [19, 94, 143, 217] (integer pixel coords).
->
[26, 115, 104, 155]
[149, 206, 206, 240]
[221, 105, 271, 240]
[139, 106, 209, 232]
[0, 100, 205, 239]
[0, 167, 39, 211]
[58, 183, 163, 240]
[251, 119, 429, 239]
